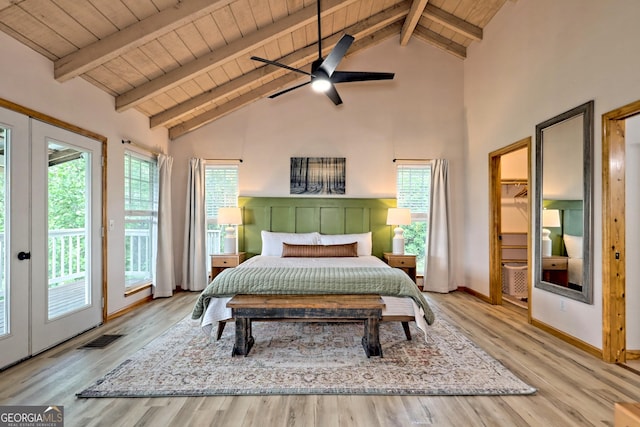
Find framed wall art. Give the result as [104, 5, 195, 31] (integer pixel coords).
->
[290, 157, 345, 195]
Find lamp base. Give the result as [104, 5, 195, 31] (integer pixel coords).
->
[224, 226, 237, 254]
[392, 226, 405, 255]
[542, 228, 552, 257]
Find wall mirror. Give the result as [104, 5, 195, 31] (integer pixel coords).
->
[534, 100, 594, 303]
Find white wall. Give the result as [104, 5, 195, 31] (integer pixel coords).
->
[464, 0, 640, 348]
[0, 31, 169, 316]
[169, 36, 466, 288]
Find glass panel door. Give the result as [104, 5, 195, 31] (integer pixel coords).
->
[0, 127, 6, 336]
[0, 111, 103, 368]
[47, 143, 91, 319]
[0, 107, 30, 369]
[31, 120, 102, 355]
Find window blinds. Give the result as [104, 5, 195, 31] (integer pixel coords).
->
[396, 164, 431, 219]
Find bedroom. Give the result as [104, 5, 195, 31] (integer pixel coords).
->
[1, 0, 640, 424]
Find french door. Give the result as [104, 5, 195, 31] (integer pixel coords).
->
[0, 107, 103, 369]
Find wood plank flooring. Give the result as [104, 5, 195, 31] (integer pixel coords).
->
[1, 290, 640, 426]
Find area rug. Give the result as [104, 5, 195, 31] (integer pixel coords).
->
[77, 315, 536, 397]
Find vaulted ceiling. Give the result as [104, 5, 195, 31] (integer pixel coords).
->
[0, 0, 508, 139]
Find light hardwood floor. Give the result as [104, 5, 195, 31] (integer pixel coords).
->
[1, 291, 639, 427]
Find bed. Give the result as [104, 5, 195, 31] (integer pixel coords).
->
[191, 229, 435, 342]
[564, 233, 583, 289]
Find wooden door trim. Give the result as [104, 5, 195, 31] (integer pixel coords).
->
[488, 137, 531, 318]
[602, 100, 640, 362]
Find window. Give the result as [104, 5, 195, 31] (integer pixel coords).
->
[205, 164, 239, 254]
[124, 151, 158, 288]
[396, 163, 431, 273]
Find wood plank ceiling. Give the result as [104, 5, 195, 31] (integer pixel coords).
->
[0, 0, 508, 139]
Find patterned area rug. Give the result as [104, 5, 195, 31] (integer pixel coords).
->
[77, 315, 536, 397]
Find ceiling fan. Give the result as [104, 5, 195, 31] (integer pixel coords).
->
[250, 0, 395, 105]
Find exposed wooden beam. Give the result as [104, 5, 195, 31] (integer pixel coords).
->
[54, 0, 236, 82]
[413, 25, 466, 59]
[116, 0, 360, 112]
[423, 3, 482, 41]
[0, 0, 15, 12]
[169, 23, 402, 139]
[152, 2, 410, 128]
[400, 0, 429, 46]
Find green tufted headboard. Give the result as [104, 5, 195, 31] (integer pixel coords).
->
[237, 197, 397, 258]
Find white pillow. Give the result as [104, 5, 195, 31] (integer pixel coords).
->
[318, 232, 372, 256]
[260, 231, 319, 256]
[563, 234, 583, 258]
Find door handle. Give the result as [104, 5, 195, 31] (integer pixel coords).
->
[17, 251, 31, 260]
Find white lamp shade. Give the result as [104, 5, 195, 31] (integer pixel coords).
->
[386, 208, 411, 226]
[217, 207, 243, 225]
[542, 209, 560, 227]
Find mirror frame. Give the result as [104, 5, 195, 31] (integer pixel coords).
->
[534, 100, 594, 304]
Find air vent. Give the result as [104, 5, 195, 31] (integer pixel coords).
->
[79, 334, 123, 349]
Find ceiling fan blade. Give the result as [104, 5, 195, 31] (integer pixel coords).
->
[251, 56, 312, 77]
[268, 81, 311, 99]
[319, 34, 355, 77]
[331, 71, 395, 84]
[324, 85, 343, 106]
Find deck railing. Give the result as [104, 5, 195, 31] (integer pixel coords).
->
[0, 228, 223, 292]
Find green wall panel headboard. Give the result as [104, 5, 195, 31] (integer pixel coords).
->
[237, 197, 397, 258]
[543, 199, 583, 255]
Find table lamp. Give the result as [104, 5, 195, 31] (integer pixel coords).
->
[542, 209, 560, 257]
[218, 207, 243, 254]
[386, 208, 411, 255]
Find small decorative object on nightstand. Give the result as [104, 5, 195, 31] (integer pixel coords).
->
[383, 252, 420, 290]
[210, 252, 246, 281]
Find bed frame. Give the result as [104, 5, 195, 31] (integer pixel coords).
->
[215, 197, 418, 342]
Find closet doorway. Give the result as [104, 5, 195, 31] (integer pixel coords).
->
[488, 137, 532, 318]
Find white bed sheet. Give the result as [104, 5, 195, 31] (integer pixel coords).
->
[200, 255, 428, 341]
[568, 257, 583, 286]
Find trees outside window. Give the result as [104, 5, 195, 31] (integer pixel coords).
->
[397, 164, 431, 273]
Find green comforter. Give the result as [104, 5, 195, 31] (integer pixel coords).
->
[191, 267, 435, 325]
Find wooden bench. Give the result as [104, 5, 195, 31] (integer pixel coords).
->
[226, 294, 385, 358]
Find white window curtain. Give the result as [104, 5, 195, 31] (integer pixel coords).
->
[424, 159, 454, 293]
[153, 154, 175, 298]
[182, 158, 208, 291]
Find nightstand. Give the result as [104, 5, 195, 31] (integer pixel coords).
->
[542, 255, 568, 287]
[210, 252, 246, 280]
[383, 252, 419, 290]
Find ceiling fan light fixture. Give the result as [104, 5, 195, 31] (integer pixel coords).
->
[311, 78, 331, 93]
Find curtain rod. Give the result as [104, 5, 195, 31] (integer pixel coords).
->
[122, 139, 164, 157]
[205, 158, 243, 163]
[392, 158, 432, 162]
